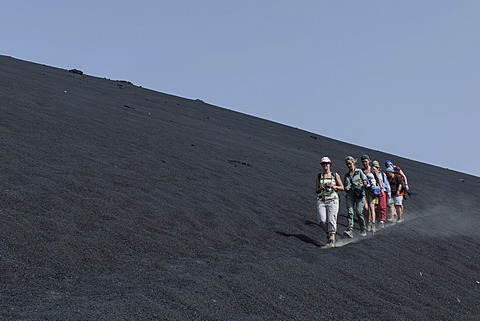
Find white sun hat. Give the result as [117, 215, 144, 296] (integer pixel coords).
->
[320, 157, 332, 164]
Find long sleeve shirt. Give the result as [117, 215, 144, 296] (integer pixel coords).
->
[379, 171, 391, 194]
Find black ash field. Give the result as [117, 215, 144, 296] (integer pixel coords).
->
[1, 56, 479, 320]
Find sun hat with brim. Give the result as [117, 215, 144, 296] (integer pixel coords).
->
[386, 167, 395, 173]
[385, 160, 393, 166]
[320, 156, 332, 164]
[372, 160, 380, 168]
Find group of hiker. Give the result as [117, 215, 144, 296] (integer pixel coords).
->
[316, 154, 409, 248]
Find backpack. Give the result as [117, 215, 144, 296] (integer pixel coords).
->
[391, 172, 410, 199]
[370, 185, 381, 196]
[393, 166, 409, 196]
[318, 172, 337, 188]
[317, 172, 339, 201]
[347, 169, 365, 198]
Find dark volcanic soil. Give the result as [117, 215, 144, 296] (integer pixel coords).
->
[1, 56, 479, 320]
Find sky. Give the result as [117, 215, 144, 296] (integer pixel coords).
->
[2, 0, 479, 177]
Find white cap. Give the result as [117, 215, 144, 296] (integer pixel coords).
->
[320, 157, 332, 164]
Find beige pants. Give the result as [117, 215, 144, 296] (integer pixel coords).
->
[317, 198, 339, 233]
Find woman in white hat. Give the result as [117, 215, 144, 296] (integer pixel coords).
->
[316, 156, 344, 248]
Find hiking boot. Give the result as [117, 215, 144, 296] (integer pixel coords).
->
[388, 214, 397, 222]
[328, 232, 336, 243]
[322, 240, 335, 249]
[367, 222, 373, 232]
[323, 235, 336, 248]
[371, 223, 376, 234]
[343, 229, 353, 238]
[378, 221, 385, 229]
[360, 230, 367, 237]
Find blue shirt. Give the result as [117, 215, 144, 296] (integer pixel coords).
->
[379, 171, 391, 194]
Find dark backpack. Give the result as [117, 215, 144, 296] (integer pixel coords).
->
[392, 166, 411, 198]
[393, 172, 411, 199]
[347, 169, 365, 198]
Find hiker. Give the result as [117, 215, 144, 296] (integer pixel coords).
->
[316, 156, 344, 248]
[385, 160, 409, 191]
[372, 160, 390, 229]
[361, 155, 383, 233]
[342, 156, 368, 238]
[386, 166, 405, 222]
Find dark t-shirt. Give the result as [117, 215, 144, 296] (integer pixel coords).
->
[389, 174, 404, 196]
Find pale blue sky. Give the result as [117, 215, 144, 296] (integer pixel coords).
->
[2, 1, 479, 177]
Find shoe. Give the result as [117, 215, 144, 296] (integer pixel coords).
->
[360, 230, 367, 237]
[378, 221, 385, 229]
[371, 223, 376, 234]
[366, 223, 372, 232]
[322, 238, 335, 249]
[343, 229, 353, 238]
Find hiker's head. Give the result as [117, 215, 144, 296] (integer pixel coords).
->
[386, 166, 395, 177]
[345, 156, 356, 169]
[372, 160, 380, 169]
[385, 160, 393, 167]
[361, 154, 370, 167]
[320, 156, 332, 169]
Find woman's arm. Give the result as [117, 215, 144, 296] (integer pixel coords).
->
[316, 174, 322, 194]
[374, 170, 383, 189]
[334, 173, 345, 191]
[399, 169, 409, 190]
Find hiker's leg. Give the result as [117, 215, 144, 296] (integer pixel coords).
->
[370, 196, 378, 224]
[376, 191, 387, 222]
[355, 197, 367, 231]
[317, 199, 328, 233]
[387, 196, 396, 220]
[363, 198, 371, 222]
[345, 193, 355, 231]
[394, 196, 404, 221]
[326, 199, 339, 234]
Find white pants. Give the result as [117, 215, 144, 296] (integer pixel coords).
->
[317, 199, 339, 233]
